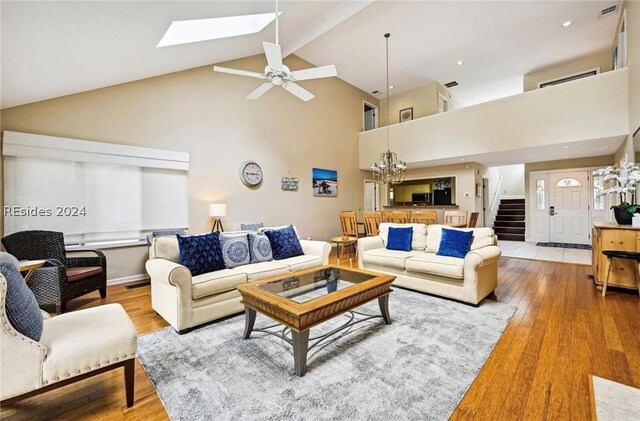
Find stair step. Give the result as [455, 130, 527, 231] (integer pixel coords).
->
[499, 204, 525, 210]
[500, 199, 525, 204]
[496, 215, 525, 221]
[493, 226, 526, 234]
[494, 220, 525, 228]
[498, 233, 526, 241]
[497, 209, 526, 216]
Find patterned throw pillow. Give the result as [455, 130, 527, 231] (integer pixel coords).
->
[0, 252, 44, 341]
[240, 223, 264, 231]
[220, 233, 251, 268]
[177, 232, 225, 276]
[264, 225, 304, 260]
[248, 233, 273, 263]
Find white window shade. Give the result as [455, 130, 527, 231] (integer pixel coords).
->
[3, 131, 189, 245]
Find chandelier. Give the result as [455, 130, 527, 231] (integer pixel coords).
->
[371, 33, 406, 184]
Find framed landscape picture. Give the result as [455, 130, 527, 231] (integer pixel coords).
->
[312, 168, 338, 197]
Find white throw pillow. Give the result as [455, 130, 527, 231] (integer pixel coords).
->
[379, 223, 428, 251]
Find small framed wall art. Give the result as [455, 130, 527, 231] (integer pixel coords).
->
[281, 172, 299, 191]
[312, 168, 338, 197]
[399, 107, 413, 123]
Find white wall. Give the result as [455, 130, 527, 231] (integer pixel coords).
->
[359, 69, 629, 169]
[496, 164, 525, 196]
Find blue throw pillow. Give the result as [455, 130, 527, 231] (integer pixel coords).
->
[264, 225, 304, 260]
[386, 227, 413, 251]
[177, 232, 225, 276]
[0, 252, 44, 341]
[248, 233, 273, 263]
[220, 233, 251, 268]
[437, 228, 474, 259]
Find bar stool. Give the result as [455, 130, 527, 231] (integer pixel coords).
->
[602, 250, 640, 297]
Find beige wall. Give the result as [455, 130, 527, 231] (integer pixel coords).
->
[379, 82, 451, 126]
[523, 155, 614, 239]
[626, 1, 640, 151]
[523, 50, 613, 92]
[1, 54, 378, 281]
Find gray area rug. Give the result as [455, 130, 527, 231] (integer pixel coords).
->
[138, 288, 516, 421]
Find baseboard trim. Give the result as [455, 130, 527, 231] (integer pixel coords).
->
[108, 274, 150, 286]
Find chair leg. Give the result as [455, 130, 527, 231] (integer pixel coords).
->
[56, 302, 66, 315]
[603, 257, 613, 297]
[636, 261, 640, 297]
[124, 358, 135, 408]
[99, 286, 107, 299]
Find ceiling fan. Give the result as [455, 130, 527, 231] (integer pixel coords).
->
[212, 1, 337, 102]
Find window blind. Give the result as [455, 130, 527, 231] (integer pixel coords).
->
[3, 131, 189, 245]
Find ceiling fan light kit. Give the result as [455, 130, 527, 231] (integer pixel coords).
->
[210, 0, 338, 101]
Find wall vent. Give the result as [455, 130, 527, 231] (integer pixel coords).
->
[599, 4, 618, 18]
[444, 81, 458, 88]
[371, 90, 382, 95]
[538, 68, 599, 89]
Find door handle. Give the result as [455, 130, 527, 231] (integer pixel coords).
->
[549, 206, 556, 216]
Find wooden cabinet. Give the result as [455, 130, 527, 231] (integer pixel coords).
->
[592, 223, 640, 290]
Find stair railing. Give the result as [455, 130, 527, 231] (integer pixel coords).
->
[488, 175, 503, 228]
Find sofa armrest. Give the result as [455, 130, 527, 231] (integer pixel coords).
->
[299, 240, 331, 265]
[145, 258, 192, 289]
[357, 236, 384, 268]
[464, 245, 502, 269]
[357, 236, 384, 253]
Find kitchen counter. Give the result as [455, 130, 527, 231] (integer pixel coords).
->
[383, 204, 459, 209]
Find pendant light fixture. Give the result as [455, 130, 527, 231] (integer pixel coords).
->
[371, 33, 407, 185]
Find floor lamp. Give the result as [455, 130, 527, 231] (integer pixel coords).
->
[209, 203, 227, 232]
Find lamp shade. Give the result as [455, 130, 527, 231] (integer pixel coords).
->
[209, 203, 227, 217]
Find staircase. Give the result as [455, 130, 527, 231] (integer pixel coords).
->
[493, 198, 525, 241]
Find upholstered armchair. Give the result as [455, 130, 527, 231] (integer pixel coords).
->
[2, 231, 107, 314]
[0, 273, 138, 407]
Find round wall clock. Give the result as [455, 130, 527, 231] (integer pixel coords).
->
[240, 161, 263, 187]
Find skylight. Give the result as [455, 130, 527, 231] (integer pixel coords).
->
[157, 12, 282, 48]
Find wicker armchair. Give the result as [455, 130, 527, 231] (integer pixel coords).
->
[1, 231, 107, 314]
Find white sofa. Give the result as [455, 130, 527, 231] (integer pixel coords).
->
[357, 223, 501, 305]
[146, 235, 331, 333]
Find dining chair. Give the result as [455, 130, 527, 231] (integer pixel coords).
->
[363, 212, 382, 236]
[411, 211, 438, 225]
[467, 212, 480, 228]
[444, 210, 468, 227]
[339, 211, 364, 238]
[384, 211, 411, 224]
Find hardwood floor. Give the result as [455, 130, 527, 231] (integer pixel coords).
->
[2, 255, 639, 420]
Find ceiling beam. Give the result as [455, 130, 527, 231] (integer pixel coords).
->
[282, 0, 374, 58]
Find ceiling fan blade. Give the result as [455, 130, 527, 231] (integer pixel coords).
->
[246, 83, 274, 100]
[290, 65, 337, 81]
[283, 82, 315, 102]
[263, 42, 283, 72]
[214, 66, 266, 79]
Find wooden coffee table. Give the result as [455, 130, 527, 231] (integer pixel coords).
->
[236, 265, 395, 376]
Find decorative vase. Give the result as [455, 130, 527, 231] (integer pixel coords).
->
[613, 207, 633, 225]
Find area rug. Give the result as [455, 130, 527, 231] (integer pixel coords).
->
[536, 241, 591, 250]
[138, 288, 516, 421]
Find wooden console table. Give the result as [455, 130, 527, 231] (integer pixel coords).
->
[592, 222, 640, 291]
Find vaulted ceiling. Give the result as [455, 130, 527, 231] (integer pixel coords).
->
[1, 1, 620, 109]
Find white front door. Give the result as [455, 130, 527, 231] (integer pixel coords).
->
[548, 171, 589, 244]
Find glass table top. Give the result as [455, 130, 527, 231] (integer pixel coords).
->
[256, 267, 376, 304]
